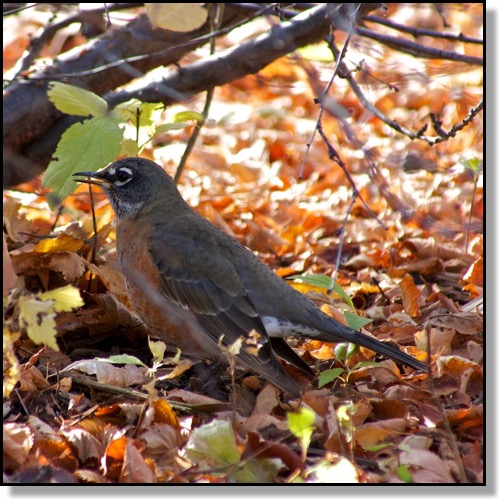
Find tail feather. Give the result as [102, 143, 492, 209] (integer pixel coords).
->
[319, 320, 427, 371]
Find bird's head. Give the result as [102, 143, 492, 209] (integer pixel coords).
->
[74, 158, 184, 220]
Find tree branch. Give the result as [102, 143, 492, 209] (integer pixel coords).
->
[356, 25, 482, 65]
[364, 14, 483, 44]
[106, 4, 340, 107]
[3, 4, 259, 184]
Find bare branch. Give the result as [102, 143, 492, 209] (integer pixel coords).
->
[364, 15, 483, 44]
[430, 100, 484, 141]
[356, 26, 482, 65]
[106, 4, 339, 107]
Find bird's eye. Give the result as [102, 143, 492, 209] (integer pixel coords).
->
[115, 168, 132, 184]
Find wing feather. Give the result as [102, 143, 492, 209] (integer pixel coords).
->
[149, 227, 301, 396]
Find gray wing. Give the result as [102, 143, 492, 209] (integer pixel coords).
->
[149, 225, 302, 396]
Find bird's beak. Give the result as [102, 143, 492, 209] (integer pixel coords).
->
[73, 171, 110, 187]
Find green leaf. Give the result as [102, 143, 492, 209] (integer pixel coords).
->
[148, 337, 166, 363]
[231, 458, 282, 483]
[460, 157, 483, 174]
[48, 81, 108, 117]
[155, 122, 195, 132]
[334, 342, 358, 362]
[172, 110, 205, 123]
[362, 442, 393, 452]
[42, 116, 123, 207]
[350, 360, 386, 372]
[115, 99, 163, 128]
[344, 310, 372, 330]
[331, 282, 355, 309]
[101, 354, 147, 367]
[287, 273, 331, 287]
[119, 138, 140, 157]
[396, 465, 413, 483]
[336, 403, 354, 434]
[286, 274, 354, 309]
[183, 419, 241, 469]
[318, 368, 345, 388]
[287, 407, 316, 453]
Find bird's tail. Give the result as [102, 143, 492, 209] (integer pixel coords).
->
[320, 321, 428, 372]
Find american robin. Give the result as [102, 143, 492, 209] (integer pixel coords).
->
[74, 158, 427, 397]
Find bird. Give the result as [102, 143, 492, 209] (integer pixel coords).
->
[74, 157, 427, 397]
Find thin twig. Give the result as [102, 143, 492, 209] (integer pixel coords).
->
[174, 4, 222, 183]
[10, 4, 141, 81]
[24, 4, 279, 82]
[299, 10, 387, 291]
[424, 322, 469, 483]
[85, 185, 98, 296]
[355, 26, 482, 66]
[297, 6, 386, 288]
[298, 5, 356, 180]
[328, 36, 483, 146]
[465, 172, 480, 255]
[14, 388, 30, 417]
[328, 192, 357, 294]
[316, 122, 386, 229]
[363, 15, 483, 44]
[434, 4, 451, 29]
[371, 276, 391, 304]
[430, 100, 484, 141]
[53, 370, 229, 416]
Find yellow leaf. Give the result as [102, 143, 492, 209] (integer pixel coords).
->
[18, 296, 59, 351]
[145, 3, 207, 32]
[3, 327, 21, 398]
[34, 233, 84, 253]
[288, 281, 329, 297]
[39, 285, 84, 312]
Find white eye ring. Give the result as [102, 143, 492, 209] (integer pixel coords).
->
[114, 167, 133, 186]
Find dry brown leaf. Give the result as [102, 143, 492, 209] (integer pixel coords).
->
[74, 469, 108, 483]
[252, 383, 280, 415]
[243, 431, 303, 472]
[429, 312, 483, 336]
[355, 418, 409, 450]
[91, 292, 143, 328]
[34, 438, 78, 472]
[3, 424, 34, 470]
[62, 360, 145, 388]
[120, 440, 156, 483]
[399, 274, 421, 317]
[61, 428, 104, 465]
[45, 252, 86, 282]
[371, 399, 409, 420]
[399, 448, 454, 483]
[140, 423, 182, 464]
[18, 364, 51, 393]
[86, 262, 128, 303]
[166, 388, 232, 412]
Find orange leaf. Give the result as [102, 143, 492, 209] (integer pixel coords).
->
[400, 274, 421, 317]
[152, 399, 180, 428]
[462, 257, 483, 287]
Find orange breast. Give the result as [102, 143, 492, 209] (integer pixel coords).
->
[115, 220, 208, 358]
